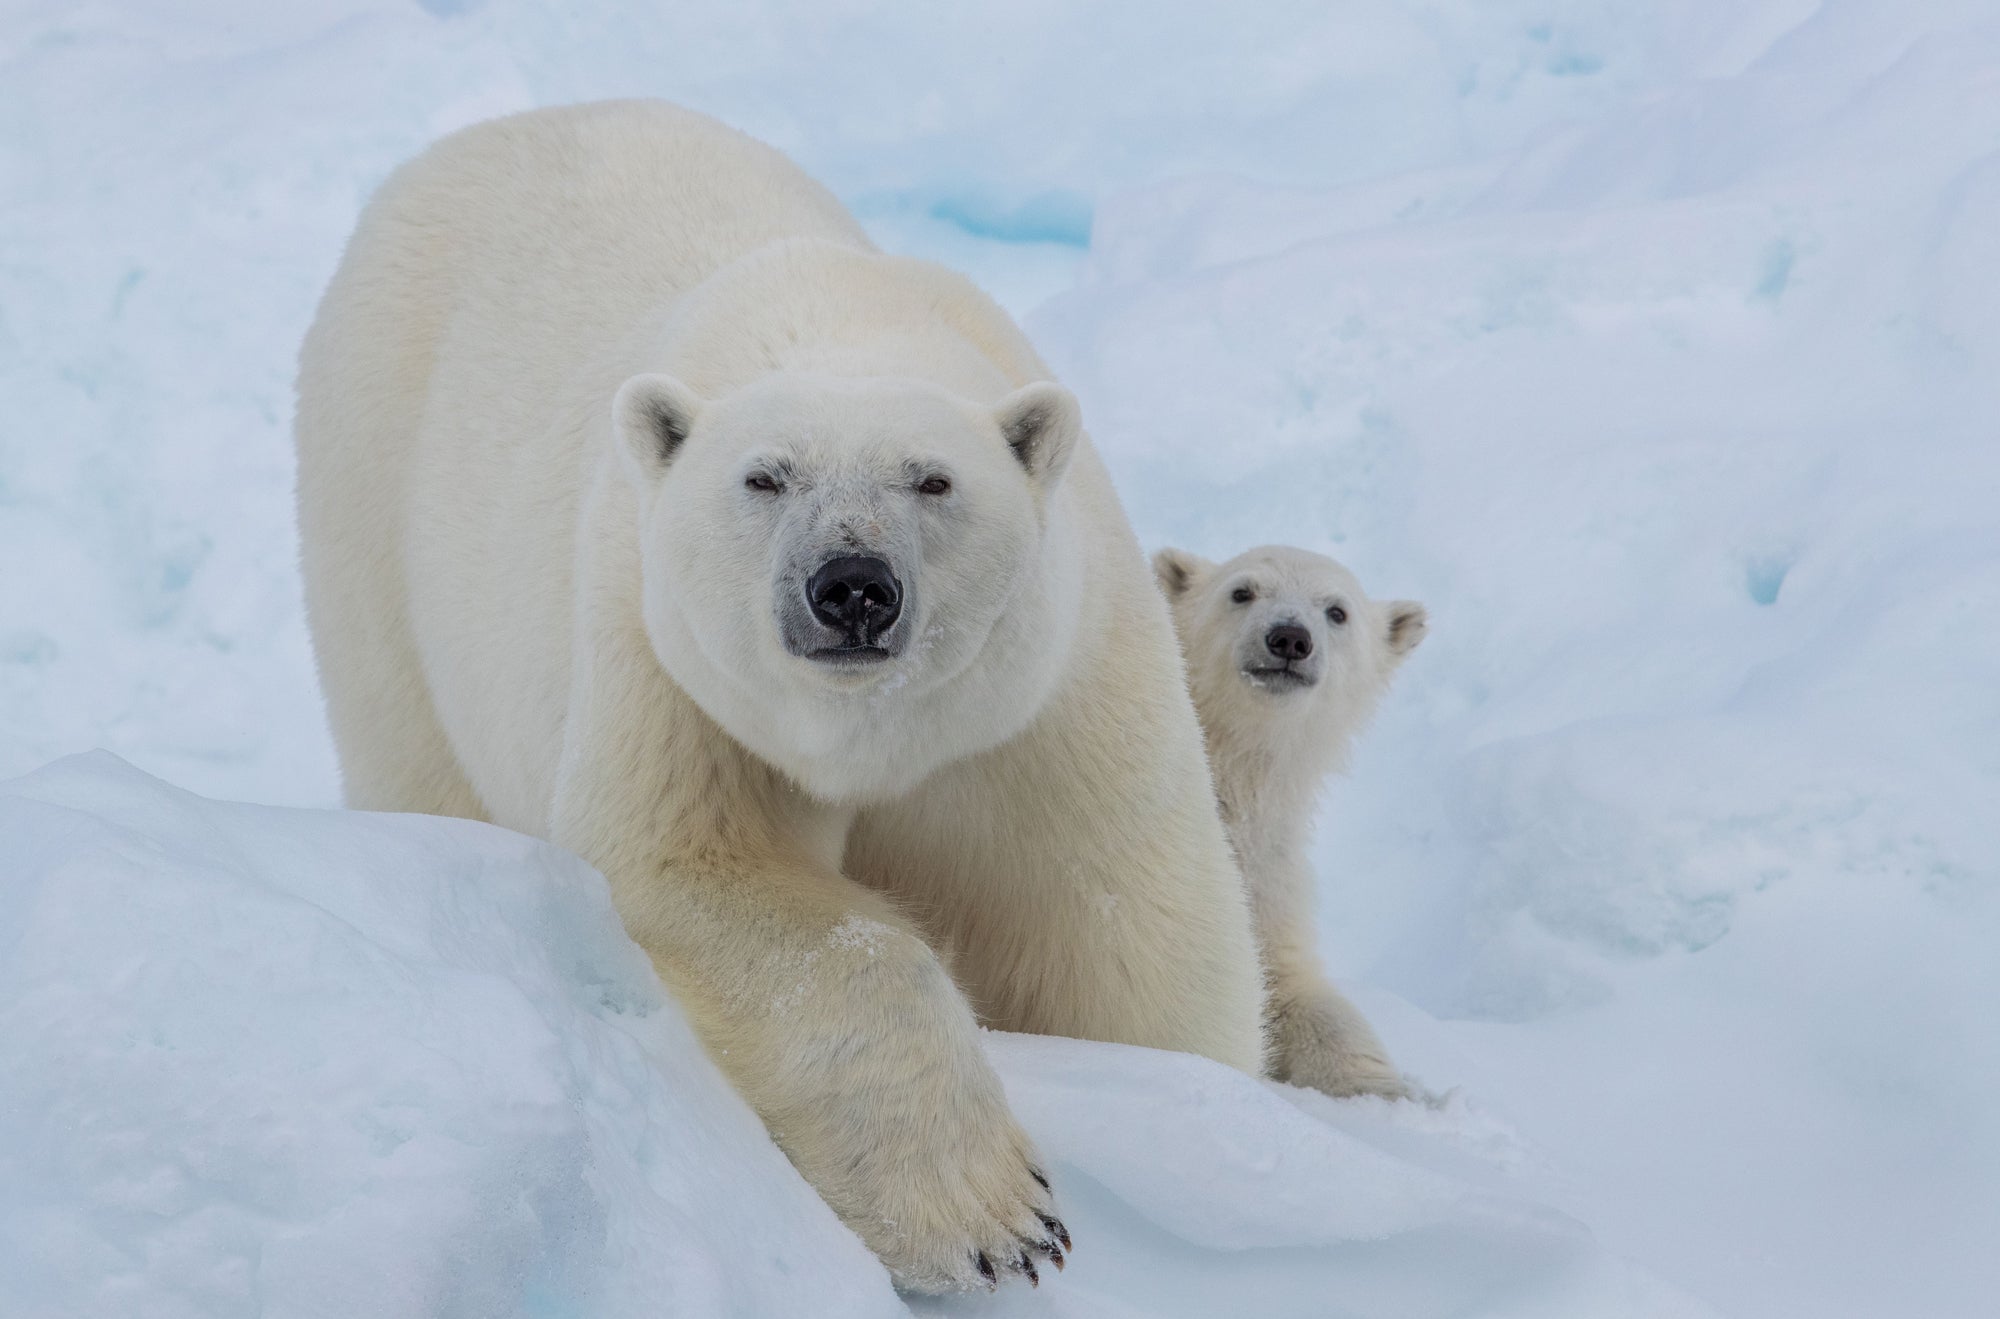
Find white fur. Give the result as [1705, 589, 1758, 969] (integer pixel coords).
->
[1154, 544, 1427, 1100]
[296, 101, 1262, 1293]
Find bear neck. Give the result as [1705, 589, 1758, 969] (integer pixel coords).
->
[1198, 681, 1369, 863]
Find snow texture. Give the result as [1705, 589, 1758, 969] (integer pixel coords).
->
[0, 754, 902, 1319]
[2, 755, 1707, 1319]
[3, 1, 1997, 1315]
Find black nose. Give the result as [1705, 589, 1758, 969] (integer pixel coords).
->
[807, 555, 903, 639]
[1265, 622, 1313, 662]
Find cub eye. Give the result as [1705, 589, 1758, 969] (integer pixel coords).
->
[1230, 586, 1255, 604]
[1326, 604, 1348, 625]
[916, 476, 952, 496]
[745, 472, 780, 493]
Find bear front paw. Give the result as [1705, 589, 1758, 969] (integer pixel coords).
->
[766, 996, 1071, 1295]
[966, 1180, 1072, 1290]
[844, 1133, 1069, 1293]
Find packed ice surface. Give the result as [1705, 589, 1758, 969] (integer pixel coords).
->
[3, 1, 1997, 1315]
[1, 755, 1710, 1319]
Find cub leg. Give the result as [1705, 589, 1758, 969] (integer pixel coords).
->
[1248, 838, 1407, 1099]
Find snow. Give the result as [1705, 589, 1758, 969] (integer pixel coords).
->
[0, 753, 903, 1319]
[1, 754, 1710, 1319]
[3, 1, 1996, 1315]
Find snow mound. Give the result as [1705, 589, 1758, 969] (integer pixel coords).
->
[0, 753, 901, 1319]
[0, 755, 1705, 1318]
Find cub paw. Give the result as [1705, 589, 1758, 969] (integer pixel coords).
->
[1269, 985, 1411, 1101]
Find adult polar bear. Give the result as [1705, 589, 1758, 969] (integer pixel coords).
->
[296, 101, 1262, 1291]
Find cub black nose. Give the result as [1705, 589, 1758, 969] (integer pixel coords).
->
[807, 555, 902, 638]
[1265, 622, 1313, 662]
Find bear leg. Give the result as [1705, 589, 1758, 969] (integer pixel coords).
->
[552, 619, 1068, 1293]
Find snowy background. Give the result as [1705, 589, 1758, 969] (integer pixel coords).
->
[3, 1, 1996, 1315]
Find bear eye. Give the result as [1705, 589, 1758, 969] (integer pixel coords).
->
[1326, 604, 1348, 625]
[1230, 586, 1255, 604]
[745, 472, 781, 494]
[916, 475, 952, 496]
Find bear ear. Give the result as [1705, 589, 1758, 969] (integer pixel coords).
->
[614, 373, 704, 484]
[993, 382, 1081, 492]
[1384, 600, 1428, 660]
[1153, 547, 1213, 600]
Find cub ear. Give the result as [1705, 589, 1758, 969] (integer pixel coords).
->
[614, 373, 704, 484]
[1152, 547, 1213, 600]
[993, 382, 1081, 492]
[1384, 600, 1428, 660]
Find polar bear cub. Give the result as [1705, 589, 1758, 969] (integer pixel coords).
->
[1155, 544, 1426, 1099]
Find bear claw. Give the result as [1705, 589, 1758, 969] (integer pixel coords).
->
[1015, 1228, 1066, 1270]
[1037, 1211, 1070, 1252]
[953, 1166, 1070, 1291]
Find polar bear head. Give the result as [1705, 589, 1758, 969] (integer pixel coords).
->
[613, 370, 1085, 803]
[1153, 544, 1425, 759]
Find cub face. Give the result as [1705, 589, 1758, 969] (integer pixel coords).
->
[1154, 544, 1426, 740]
[613, 370, 1084, 802]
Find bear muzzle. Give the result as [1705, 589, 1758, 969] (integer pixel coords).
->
[798, 554, 904, 664]
[1240, 619, 1321, 690]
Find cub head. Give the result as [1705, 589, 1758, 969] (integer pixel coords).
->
[613, 370, 1083, 802]
[1154, 543, 1425, 747]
